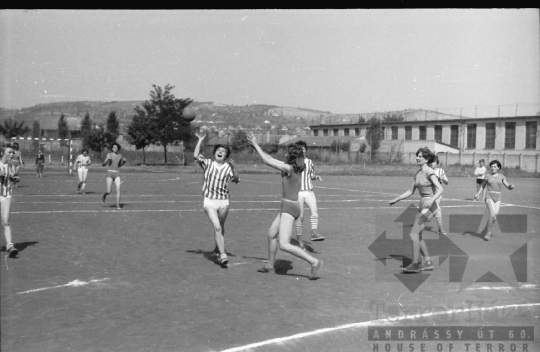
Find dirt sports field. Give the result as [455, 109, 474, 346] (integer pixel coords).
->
[1, 168, 539, 352]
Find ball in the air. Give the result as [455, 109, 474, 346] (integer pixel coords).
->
[182, 108, 196, 122]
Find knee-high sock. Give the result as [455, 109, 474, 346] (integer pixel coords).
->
[296, 222, 303, 238]
[310, 214, 319, 230]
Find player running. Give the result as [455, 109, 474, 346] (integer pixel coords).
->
[11, 142, 23, 187]
[474, 160, 514, 241]
[101, 143, 127, 210]
[247, 132, 323, 280]
[193, 132, 240, 268]
[1, 145, 19, 257]
[35, 149, 45, 177]
[429, 156, 449, 236]
[388, 147, 444, 273]
[293, 140, 324, 251]
[74, 148, 92, 194]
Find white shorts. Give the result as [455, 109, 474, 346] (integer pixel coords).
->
[78, 168, 88, 179]
[203, 197, 229, 212]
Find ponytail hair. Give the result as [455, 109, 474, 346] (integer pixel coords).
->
[285, 144, 305, 173]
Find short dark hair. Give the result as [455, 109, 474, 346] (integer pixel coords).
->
[12, 142, 19, 149]
[110, 142, 121, 152]
[479, 159, 485, 163]
[294, 140, 308, 150]
[415, 147, 436, 163]
[213, 144, 231, 159]
[82, 148, 89, 154]
[489, 160, 502, 169]
[432, 155, 440, 164]
[285, 144, 305, 173]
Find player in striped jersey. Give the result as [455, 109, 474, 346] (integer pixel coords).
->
[0, 145, 19, 257]
[73, 148, 92, 194]
[294, 140, 324, 251]
[193, 132, 240, 268]
[429, 156, 449, 236]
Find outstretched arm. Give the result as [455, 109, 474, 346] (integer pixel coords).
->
[388, 181, 416, 206]
[502, 176, 514, 190]
[227, 159, 240, 184]
[247, 132, 291, 174]
[193, 132, 206, 159]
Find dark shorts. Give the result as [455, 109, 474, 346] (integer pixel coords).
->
[106, 170, 119, 181]
[11, 160, 20, 167]
[281, 198, 301, 220]
[476, 179, 484, 185]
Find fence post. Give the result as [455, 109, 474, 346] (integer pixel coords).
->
[536, 154, 540, 173]
[446, 152, 449, 166]
[458, 151, 462, 165]
[502, 153, 506, 168]
[68, 139, 73, 176]
[472, 152, 476, 166]
[519, 153, 523, 170]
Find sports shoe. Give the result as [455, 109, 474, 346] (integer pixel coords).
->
[483, 233, 491, 241]
[438, 229, 448, 236]
[309, 260, 323, 279]
[402, 262, 421, 273]
[101, 194, 107, 204]
[211, 247, 219, 257]
[257, 265, 274, 273]
[219, 254, 228, 267]
[311, 233, 325, 242]
[420, 260, 434, 271]
[7, 246, 18, 258]
[116, 206, 122, 210]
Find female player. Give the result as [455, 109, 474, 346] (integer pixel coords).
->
[74, 148, 92, 194]
[1, 145, 19, 257]
[193, 132, 240, 268]
[429, 156, 449, 236]
[294, 140, 324, 251]
[11, 142, 23, 187]
[101, 143, 126, 210]
[388, 147, 444, 273]
[35, 149, 45, 177]
[474, 159, 486, 200]
[247, 132, 323, 280]
[474, 160, 514, 241]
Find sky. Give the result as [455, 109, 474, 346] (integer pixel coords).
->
[1, 9, 539, 117]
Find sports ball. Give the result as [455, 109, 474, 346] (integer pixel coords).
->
[182, 108, 196, 122]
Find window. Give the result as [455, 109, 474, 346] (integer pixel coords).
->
[391, 126, 398, 140]
[467, 124, 477, 149]
[505, 122, 515, 149]
[344, 128, 349, 136]
[333, 129, 339, 136]
[313, 129, 319, 137]
[434, 125, 442, 142]
[355, 128, 360, 136]
[485, 123, 495, 149]
[419, 126, 426, 140]
[381, 127, 385, 140]
[323, 129, 328, 137]
[526, 122, 537, 149]
[450, 125, 459, 147]
[405, 126, 412, 140]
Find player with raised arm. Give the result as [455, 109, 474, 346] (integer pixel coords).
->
[74, 148, 92, 194]
[474, 160, 514, 241]
[293, 140, 324, 251]
[193, 132, 239, 268]
[247, 132, 323, 280]
[388, 147, 444, 273]
[101, 143, 127, 210]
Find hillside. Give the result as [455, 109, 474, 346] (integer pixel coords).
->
[0, 101, 331, 134]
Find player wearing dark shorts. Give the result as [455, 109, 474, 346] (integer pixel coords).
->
[247, 132, 323, 280]
[101, 143, 126, 210]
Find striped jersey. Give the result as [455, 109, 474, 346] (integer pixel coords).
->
[75, 154, 91, 169]
[433, 167, 447, 184]
[198, 158, 235, 200]
[0, 162, 13, 198]
[300, 158, 316, 191]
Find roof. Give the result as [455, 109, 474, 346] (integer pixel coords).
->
[280, 135, 361, 147]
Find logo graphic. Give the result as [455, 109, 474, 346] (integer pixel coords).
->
[368, 204, 534, 293]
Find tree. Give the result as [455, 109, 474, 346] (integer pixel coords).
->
[231, 129, 250, 152]
[382, 114, 404, 122]
[58, 113, 69, 145]
[80, 113, 93, 141]
[135, 84, 193, 164]
[106, 111, 120, 141]
[126, 113, 155, 164]
[365, 117, 383, 162]
[330, 140, 351, 152]
[85, 124, 116, 160]
[0, 118, 30, 139]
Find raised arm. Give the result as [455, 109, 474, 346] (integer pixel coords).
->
[227, 158, 240, 184]
[247, 132, 291, 174]
[193, 132, 206, 159]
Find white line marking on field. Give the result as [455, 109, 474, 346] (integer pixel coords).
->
[17, 278, 109, 295]
[220, 302, 540, 352]
[454, 283, 539, 291]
